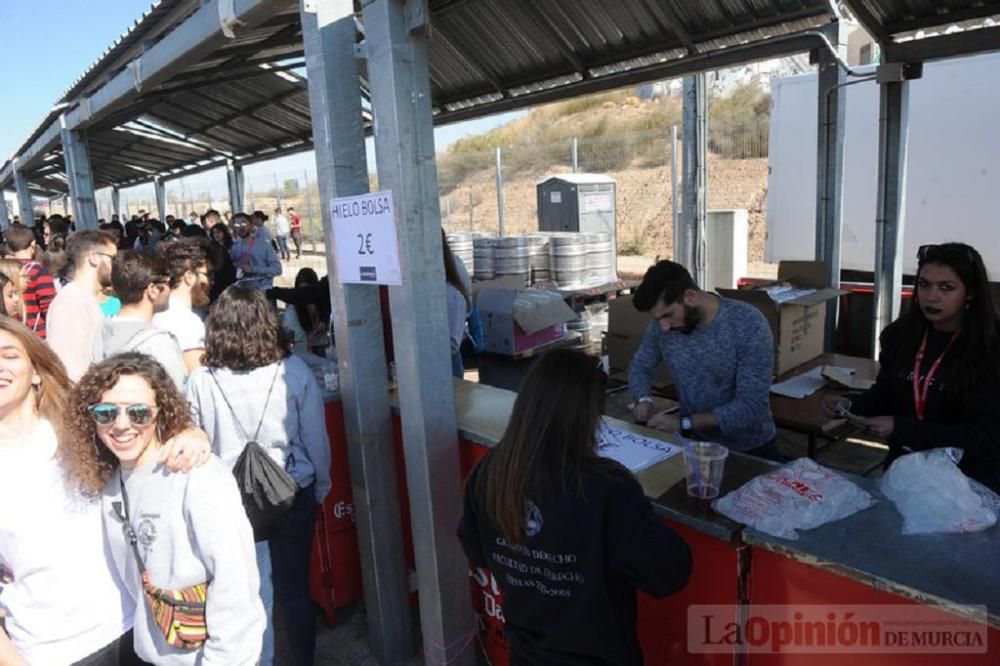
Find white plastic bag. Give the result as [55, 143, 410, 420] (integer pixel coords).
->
[712, 458, 875, 540]
[880, 448, 1000, 535]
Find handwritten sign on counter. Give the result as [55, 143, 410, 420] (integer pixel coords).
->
[597, 422, 682, 473]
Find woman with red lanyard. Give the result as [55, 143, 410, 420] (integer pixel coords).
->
[824, 242, 1000, 491]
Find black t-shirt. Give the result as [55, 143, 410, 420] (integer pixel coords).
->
[457, 455, 692, 665]
[851, 319, 1000, 490]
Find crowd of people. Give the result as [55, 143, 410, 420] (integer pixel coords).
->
[0, 209, 331, 666]
[4, 203, 994, 666]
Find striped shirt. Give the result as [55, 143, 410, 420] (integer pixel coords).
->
[17, 260, 56, 339]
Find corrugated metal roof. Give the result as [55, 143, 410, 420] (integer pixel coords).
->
[8, 0, 1000, 191]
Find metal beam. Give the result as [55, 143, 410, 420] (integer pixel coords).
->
[872, 65, 912, 356]
[681, 73, 707, 286]
[814, 20, 848, 352]
[432, 31, 829, 125]
[657, 0, 699, 54]
[112, 186, 121, 218]
[884, 6, 1000, 35]
[885, 25, 1000, 63]
[841, 0, 890, 44]
[226, 160, 245, 213]
[301, 1, 414, 661]
[0, 194, 10, 231]
[0, 0, 292, 185]
[60, 118, 100, 229]
[154, 177, 167, 221]
[361, 1, 475, 665]
[13, 165, 36, 227]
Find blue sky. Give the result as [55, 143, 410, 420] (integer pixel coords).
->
[0, 0, 524, 200]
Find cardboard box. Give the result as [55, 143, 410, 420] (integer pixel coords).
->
[719, 261, 847, 376]
[605, 295, 672, 388]
[477, 287, 577, 355]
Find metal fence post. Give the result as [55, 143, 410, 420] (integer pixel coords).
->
[572, 136, 578, 172]
[495, 146, 505, 238]
[671, 124, 680, 260]
[361, 0, 476, 663]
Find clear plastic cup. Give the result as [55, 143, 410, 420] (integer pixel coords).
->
[682, 441, 729, 499]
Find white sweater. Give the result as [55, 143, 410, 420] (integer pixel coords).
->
[0, 419, 133, 665]
[102, 457, 264, 665]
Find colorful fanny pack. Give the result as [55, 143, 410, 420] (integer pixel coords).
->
[114, 474, 209, 650]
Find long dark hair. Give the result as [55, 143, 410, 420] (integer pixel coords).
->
[203, 286, 290, 371]
[442, 229, 470, 310]
[473, 349, 619, 544]
[894, 243, 1000, 394]
[293, 267, 319, 334]
[210, 222, 233, 249]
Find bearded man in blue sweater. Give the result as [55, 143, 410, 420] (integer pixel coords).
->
[627, 260, 782, 461]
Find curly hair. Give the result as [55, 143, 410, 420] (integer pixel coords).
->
[0, 318, 69, 423]
[203, 286, 290, 371]
[59, 353, 194, 497]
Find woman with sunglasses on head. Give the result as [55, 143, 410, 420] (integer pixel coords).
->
[458, 349, 692, 665]
[0, 319, 212, 666]
[60, 353, 264, 665]
[824, 242, 1000, 490]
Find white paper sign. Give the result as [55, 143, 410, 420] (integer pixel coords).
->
[331, 190, 401, 285]
[597, 421, 682, 473]
[550, 191, 562, 204]
[582, 191, 613, 212]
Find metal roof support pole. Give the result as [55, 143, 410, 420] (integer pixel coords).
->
[0, 195, 10, 231]
[111, 186, 122, 219]
[60, 120, 99, 229]
[361, 2, 476, 666]
[872, 65, 912, 357]
[300, 1, 414, 663]
[814, 20, 848, 352]
[13, 166, 34, 227]
[226, 161, 245, 214]
[154, 177, 167, 222]
[681, 73, 707, 286]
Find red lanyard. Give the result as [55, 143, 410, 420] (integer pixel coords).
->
[912, 329, 960, 421]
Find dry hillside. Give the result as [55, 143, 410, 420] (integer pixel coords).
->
[437, 93, 770, 262]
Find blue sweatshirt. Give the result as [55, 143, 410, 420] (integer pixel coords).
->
[627, 297, 776, 451]
[230, 236, 281, 291]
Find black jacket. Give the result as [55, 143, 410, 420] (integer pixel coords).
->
[851, 319, 1000, 490]
[457, 456, 692, 665]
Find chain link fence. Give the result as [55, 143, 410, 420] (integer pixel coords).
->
[98, 116, 768, 263]
[438, 117, 769, 260]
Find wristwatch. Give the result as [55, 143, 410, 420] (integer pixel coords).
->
[680, 416, 694, 438]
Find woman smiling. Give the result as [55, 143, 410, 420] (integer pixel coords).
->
[60, 354, 264, 665]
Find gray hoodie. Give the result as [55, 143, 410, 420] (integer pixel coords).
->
[91, 317, 188, 389]
[103, 457, 264, 665]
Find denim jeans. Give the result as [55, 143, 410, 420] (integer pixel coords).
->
[255, 541, 275, 666]
[451, 350, 464, 378]
[276, 235, 290, 260]
[269, 485, 318, 666]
